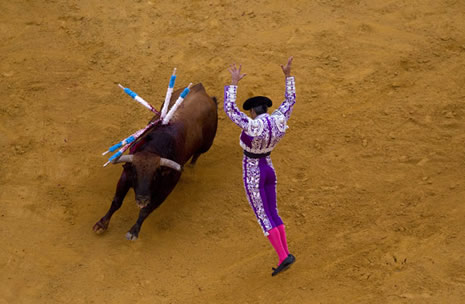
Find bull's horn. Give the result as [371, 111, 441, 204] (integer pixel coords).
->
[113, 154, 134, 164]
[160, 158, 181, 171]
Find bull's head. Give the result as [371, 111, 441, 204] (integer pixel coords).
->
[114, 152, 181, 208]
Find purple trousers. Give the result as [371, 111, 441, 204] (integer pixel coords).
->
[242, 155, 283, 236]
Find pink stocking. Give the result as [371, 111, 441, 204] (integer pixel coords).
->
[267, 227, 288, 264]
[277, 224, 290, 255]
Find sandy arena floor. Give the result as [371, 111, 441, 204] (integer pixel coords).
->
[1, 0, 465, 303]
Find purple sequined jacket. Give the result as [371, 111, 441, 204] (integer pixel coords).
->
[223, 77, 296, 154]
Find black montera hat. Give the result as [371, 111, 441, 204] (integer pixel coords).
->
[243, 96, 273, 110]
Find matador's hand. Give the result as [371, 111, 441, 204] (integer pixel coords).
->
[228, 63, 247, 86]
[280, 56, 293, 77]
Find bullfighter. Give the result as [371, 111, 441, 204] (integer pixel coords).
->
[224, 57, 296, 276]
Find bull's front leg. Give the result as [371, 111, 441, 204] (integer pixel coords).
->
[93, 170, 131, 234]
[125, 203, 158, 240]
[126, 173, 180, 240]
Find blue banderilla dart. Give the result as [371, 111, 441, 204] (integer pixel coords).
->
[104, 150, 123, 167]
[118, 84, 159, 114]
[103, 118, 162, 167]
[160, 68, 177, 119]
[162, 83, 192, 125]
[102, 135, 136, 156]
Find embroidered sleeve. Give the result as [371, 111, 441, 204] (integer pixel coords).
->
[224, 85, 265, 136]
[274, 76, 296, 121]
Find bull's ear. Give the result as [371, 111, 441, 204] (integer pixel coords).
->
[159, 158, 181, 171]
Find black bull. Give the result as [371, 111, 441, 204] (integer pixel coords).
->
[93, 84, 218, 240]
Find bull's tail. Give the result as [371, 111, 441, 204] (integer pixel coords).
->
[212, 96, 218, 107]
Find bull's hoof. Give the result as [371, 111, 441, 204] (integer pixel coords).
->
[125, 231, 138, 241]
[93, 219, 109, 235]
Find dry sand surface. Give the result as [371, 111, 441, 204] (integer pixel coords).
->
[1, 0, 465, 303]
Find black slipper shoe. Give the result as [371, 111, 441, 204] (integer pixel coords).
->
[271, 254, 296, 276]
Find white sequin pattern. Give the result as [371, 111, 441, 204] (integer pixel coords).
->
[224, 77, 296, 154]
[243, 157, 272, 235]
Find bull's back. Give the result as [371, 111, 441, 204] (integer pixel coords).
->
[164, 83, 218, 163]
[166, 83, 216, 123]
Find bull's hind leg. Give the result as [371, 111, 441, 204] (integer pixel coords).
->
[189, 152, 201, 166]
[93, 170, 131, 234]
[189, 134, 216, 167]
